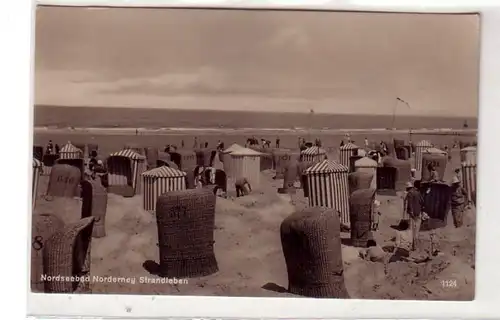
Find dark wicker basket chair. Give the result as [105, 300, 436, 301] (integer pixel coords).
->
[280, 207, 349, 298]
[43, 217, 95, 293]
[155, 188, 218, 278]
[349, 188, 376, 248]
[33, 146, 44, 161]
[81, 179, 108, 238]
[31, 213, 65, 292]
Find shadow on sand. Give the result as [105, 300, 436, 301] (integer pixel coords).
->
[261, 282, 288, 294]
[143, 260, 161, 276]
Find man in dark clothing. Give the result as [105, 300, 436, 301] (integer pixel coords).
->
[405, 181, 424, 251]
[88, 157, 98, 171]
[276, 138, 280, 148]
[46, 140, 54, 155]
[54, 144, 60, 155]
[451, 176, 468, 228]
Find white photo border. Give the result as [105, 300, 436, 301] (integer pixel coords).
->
[6, 0, 498, 318]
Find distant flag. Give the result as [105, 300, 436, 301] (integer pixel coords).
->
[396, 97, 411, 109]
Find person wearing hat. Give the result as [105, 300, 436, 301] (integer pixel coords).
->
[451, 176, 468, 228]
[405, 180, 424, 251]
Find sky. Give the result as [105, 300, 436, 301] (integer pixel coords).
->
[34, 7, 480, 116]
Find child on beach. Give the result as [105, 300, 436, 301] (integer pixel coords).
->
[390, 220, 412, 262]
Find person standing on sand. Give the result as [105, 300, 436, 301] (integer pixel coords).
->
[46, 140, 54, 155]
[55, 144, 60, 155]
[364, 137, 369, 149]
[135, 129, 138, 136]
[390, 220, 412, 262]
[88, 155, 98, 172]
[205, 142, 209, 148]
[276, 137, 280, 148]
[371, 199, 382, 231]
[193, 137, 198, 149]
[181, 140, 185, 148]
[451, 176, 468, 228]
[401, 181, 413, 225]
[405, 180, 424, 251]
[235, 177, 252, 197]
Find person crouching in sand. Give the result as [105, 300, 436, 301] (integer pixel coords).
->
[235, 177, 252, 197]
[390, 220, 412, 262]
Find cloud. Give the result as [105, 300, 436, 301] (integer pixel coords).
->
[95, 67, 229, 95]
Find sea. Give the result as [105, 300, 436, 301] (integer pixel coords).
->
[34, 105, 478, 131]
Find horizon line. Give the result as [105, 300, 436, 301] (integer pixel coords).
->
[34, 104, 478, 119]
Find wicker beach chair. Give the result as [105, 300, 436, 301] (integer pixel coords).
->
[348, 171, 374, 194]
[87, 144, 98, 158]
[383, 157, 412, 191]
[155, 188, 218, 278]
[145, 147, 159, 170]
[43, 217, 95, 293]
[349, 188, 376, 248]
[31, 213, 65, 292]
[280, 207, 349, 298]
[46, 164, 82, 198]
[33, 145, 44, 161]
[376, 166, 397, 196]
[81, 179, 108, 238]
[348, 155, 363, 173]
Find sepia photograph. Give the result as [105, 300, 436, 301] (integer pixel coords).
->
[32, 5, 479, 300]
